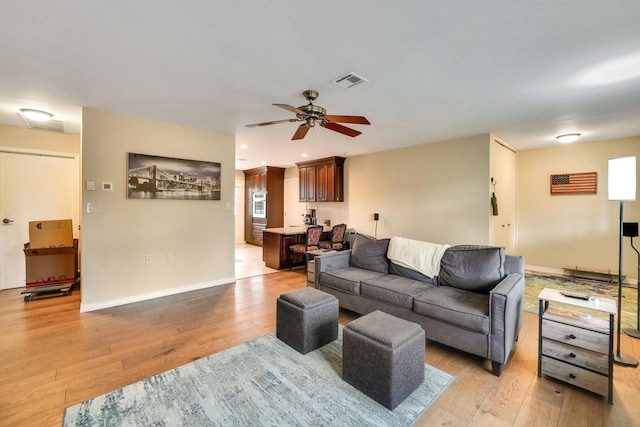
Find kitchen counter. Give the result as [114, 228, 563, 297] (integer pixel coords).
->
[262, 226, 332, 269]
[263, 225, 332, 235]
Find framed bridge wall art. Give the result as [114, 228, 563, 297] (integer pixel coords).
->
[127, 153, 221, 200]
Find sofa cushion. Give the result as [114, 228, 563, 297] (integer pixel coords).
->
[360, 274, 436, 309]
[438, 245, 505, 293]
[388, 261, 435, 284]
[413, 286, 490, 334]
[349, 234, 390, 274]
[320, 268, 386, 295]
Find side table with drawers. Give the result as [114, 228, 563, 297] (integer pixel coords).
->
[537, 288, 616, 403]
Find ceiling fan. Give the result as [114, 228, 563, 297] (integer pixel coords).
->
[245, 90, 370, 140]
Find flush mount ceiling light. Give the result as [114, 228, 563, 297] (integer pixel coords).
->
[19, 108, 53, 121]
[556, 133, 581, 143]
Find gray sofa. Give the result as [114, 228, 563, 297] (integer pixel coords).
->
[314, 235, 525, 376]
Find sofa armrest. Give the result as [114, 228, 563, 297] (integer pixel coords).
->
[488, 273, 525, 367]
[314, 251, 351, 285]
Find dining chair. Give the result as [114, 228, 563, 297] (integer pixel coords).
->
[319, 223, 347, 250]
[288, 225, 323, 269]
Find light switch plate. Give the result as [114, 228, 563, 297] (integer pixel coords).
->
[102, 182, 113, 191]
[86, 181, 96, 191]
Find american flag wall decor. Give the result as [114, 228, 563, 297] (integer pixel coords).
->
[550, 172, 597, 195]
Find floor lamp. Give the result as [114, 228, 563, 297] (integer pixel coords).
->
[608, 156, 639, 367]
[622, 222, 640, 339]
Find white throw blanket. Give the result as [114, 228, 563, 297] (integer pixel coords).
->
[387, 237, 450, 278]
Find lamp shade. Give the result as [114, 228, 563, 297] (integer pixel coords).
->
[608, 156, 636, 201]
[623, 222, 639, 237]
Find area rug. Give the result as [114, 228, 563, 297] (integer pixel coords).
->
[525, 273, 638, 330]
[63, 328, 453, 426]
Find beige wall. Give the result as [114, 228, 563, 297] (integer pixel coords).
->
[0, 123, 80, 154]
[81, 108, 236, 311]
[234, 170, 245, 244]
[283, 134, 493, 245]
[518, 136, 640, 281]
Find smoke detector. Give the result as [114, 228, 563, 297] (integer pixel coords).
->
[332, 71, 368, 89]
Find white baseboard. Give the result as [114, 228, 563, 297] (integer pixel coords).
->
[525, 265, 638, 287]
[79, 276, 235, 313]
[525, 265, 564, 276]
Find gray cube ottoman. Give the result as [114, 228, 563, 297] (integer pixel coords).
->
[276, 287, 339, 354]
[343, 310, 425, 410]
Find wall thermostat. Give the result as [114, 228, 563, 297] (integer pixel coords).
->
[102, 182, 113, 191]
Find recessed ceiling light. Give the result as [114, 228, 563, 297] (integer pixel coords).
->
[556, 133, 581, 143]
[302, 153, 308, 158]
[19, 108, 53, 121]
[240, 144, 248, 149]
[261, 161, 266, 165]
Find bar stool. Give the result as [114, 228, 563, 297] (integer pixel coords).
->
[288, 225, 323, 269]
[319, 223, 347, 250]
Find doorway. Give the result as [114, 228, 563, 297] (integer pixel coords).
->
[234, 243, 276, 279]
[0, 150, 80, 290]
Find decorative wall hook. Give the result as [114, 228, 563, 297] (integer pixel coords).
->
[490, 178, 498, 216]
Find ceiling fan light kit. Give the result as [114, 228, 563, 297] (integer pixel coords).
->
[246, 90, 370, 140]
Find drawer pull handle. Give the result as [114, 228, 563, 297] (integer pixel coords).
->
[569, 352, 577, 358]
[569, 373, 576, 379]
[569, 334, 577, 339]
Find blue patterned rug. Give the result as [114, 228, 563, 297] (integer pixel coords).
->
[63, 328, 453, 426]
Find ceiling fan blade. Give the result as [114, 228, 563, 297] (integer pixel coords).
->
[273, 103, 307, 116]
[322, 122, 362, 137]
[292, 124, 310, 140]
[245, 118, 300, 128]
[324, 115, 370, 125]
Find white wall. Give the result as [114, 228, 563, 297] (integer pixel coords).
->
[80, 108, 236, 311]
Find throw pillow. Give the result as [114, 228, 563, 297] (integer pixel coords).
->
[349, 234, 390, 273]
[438, 245, 505, 293]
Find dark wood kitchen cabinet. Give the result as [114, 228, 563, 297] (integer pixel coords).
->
[243, 166, 285, 246]
[298, 165, 316, 202]
[296, 156, 345, 202]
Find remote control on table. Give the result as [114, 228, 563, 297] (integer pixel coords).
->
[560, 291, 591, 300]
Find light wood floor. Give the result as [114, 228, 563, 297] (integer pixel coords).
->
[1, 271, 639, 426]
[234, 243, 277, 280]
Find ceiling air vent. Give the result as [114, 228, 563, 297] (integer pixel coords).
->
[18, 113, 67, 133]
[332, 71, 368, 89]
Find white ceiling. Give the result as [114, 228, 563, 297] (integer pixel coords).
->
[2, 1, 640, 170]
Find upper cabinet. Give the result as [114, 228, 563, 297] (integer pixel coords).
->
[298, 164, 316, 202]
[296, 156, 345, 202]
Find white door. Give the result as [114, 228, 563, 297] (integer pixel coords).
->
[0, 150, 79, 289]
[489, 139, 517, 254]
